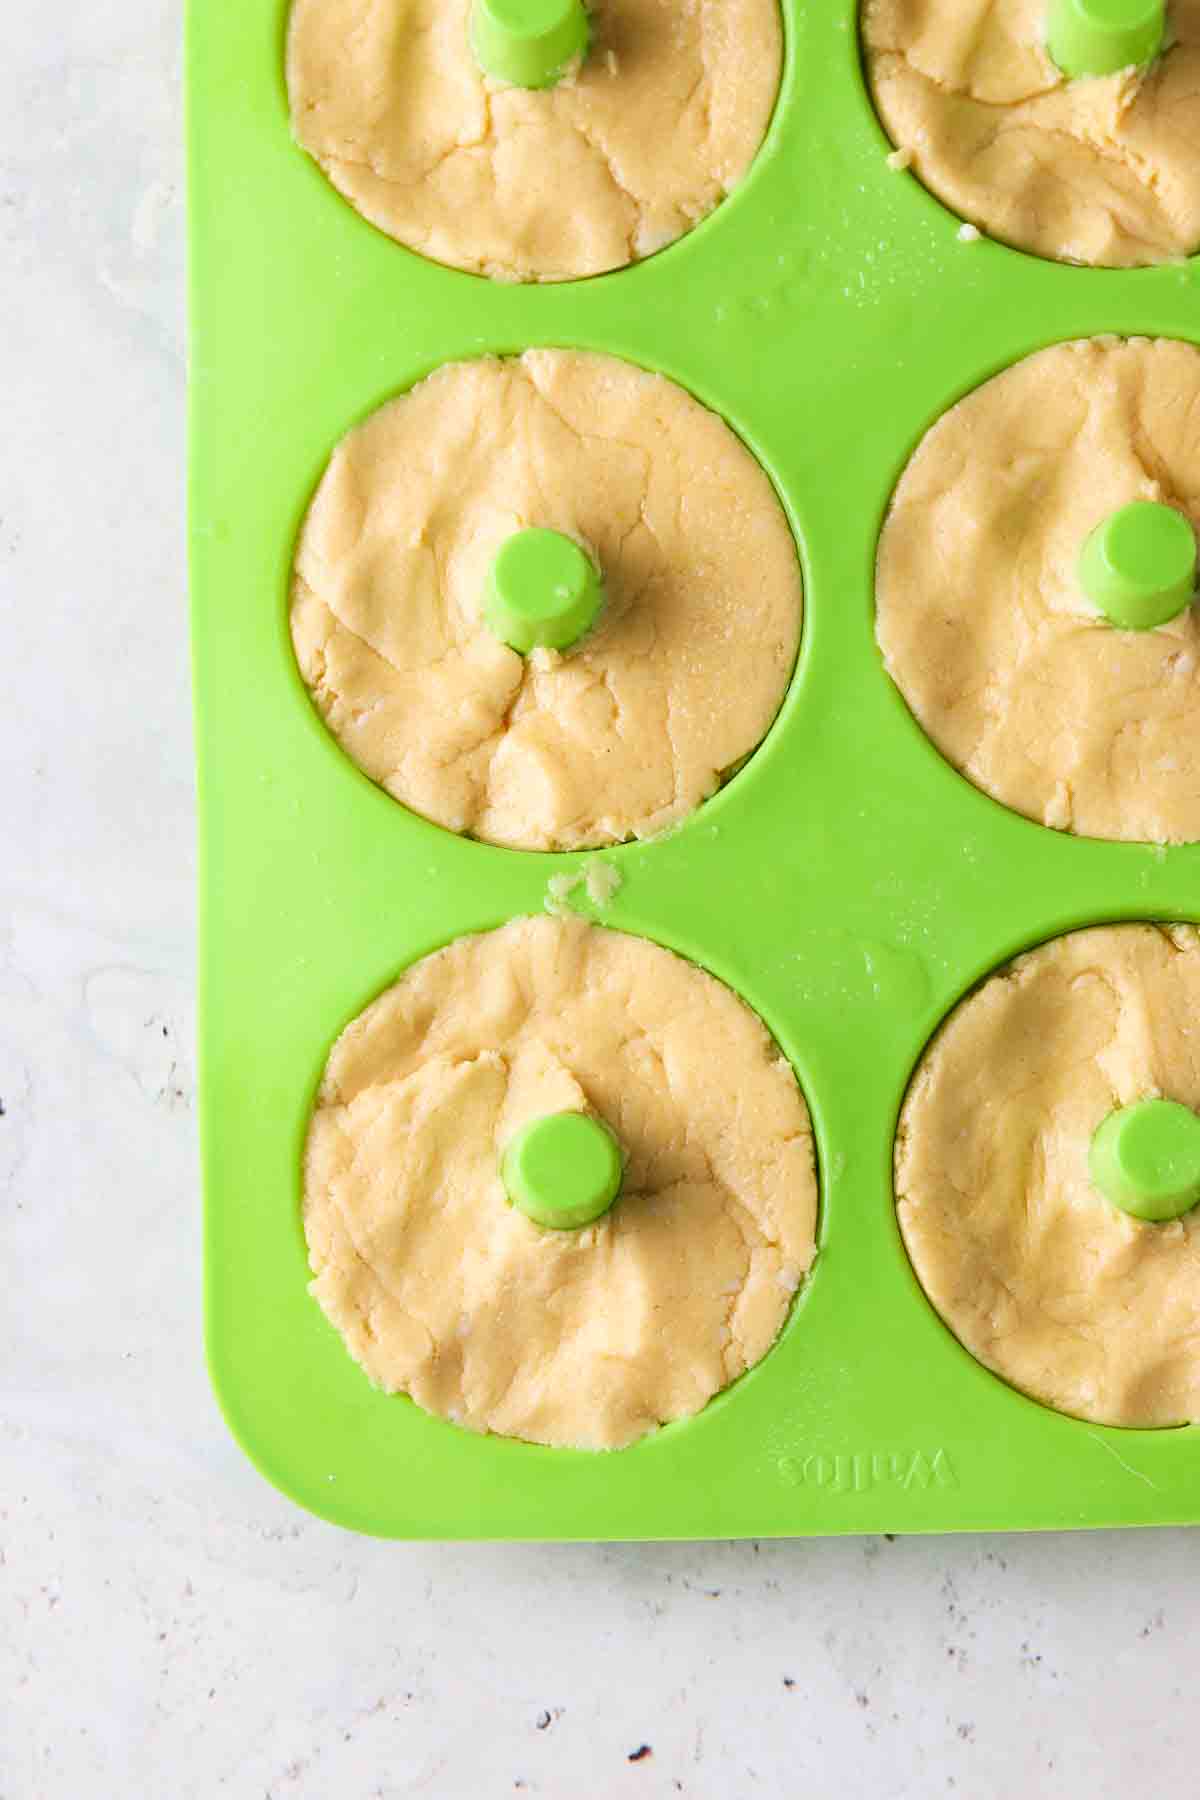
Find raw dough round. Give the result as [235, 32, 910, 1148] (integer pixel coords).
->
[285, 0, 782, 282]
[291, 350, 802, 852]
[897, 923, 1200, 1427]
[302, 914, 819, 1449]
[876, 336, 1200, 845]
[862, 0, 1200, 267]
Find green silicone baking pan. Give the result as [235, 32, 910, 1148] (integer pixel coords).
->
[188, 0, 1200, 1537]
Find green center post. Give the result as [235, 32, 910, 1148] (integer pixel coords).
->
[1089, 1098, 1200, 1222]
[483, 527, 604, 653]
[1046, 0, 1165, 79]
[471, 0, 589, 88]
[1078, 501, 1196, 630]
[502, 1112, 624, 1229]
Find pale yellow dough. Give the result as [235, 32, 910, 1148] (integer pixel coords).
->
[286, 0, 781, 282]
[291, 351, 802, 852]
[876, 337, 1200, 845]
[863, 0, 1200, 267]
[898, 924, 1200, 1427]
[302, 915, 818, 1449]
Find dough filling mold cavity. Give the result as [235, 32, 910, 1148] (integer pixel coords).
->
[301, 916, 818, 1451]
[285, 0, 784, 282]
[898, 925, 1200, 1429]
[289, 350, 802, 855]
[877, 337, 1200, 846]
[191, 0, 1200, 1538]
[862, 0, 1200, 268]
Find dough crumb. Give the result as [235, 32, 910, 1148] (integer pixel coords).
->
[886, 146, 913, 171]
[1045, 784, 1072, 831]
[545, 872, 583, 916]
[957, 222, 982, 244]
[584, 861, 622, 907]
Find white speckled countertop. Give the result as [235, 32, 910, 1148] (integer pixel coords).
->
[3, 5, 1198, 1795]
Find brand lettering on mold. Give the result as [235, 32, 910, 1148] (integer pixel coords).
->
[779, 1449, 957, 1495]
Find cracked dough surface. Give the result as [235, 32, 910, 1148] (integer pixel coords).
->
[285, 0, 781, 282]
[876, 337, 1200, 845]
[898, 924, 1200, 1427]
[863, 0, 1200, 266]
[291, 350, 802, 852]
[302, 915, 818, 1449]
